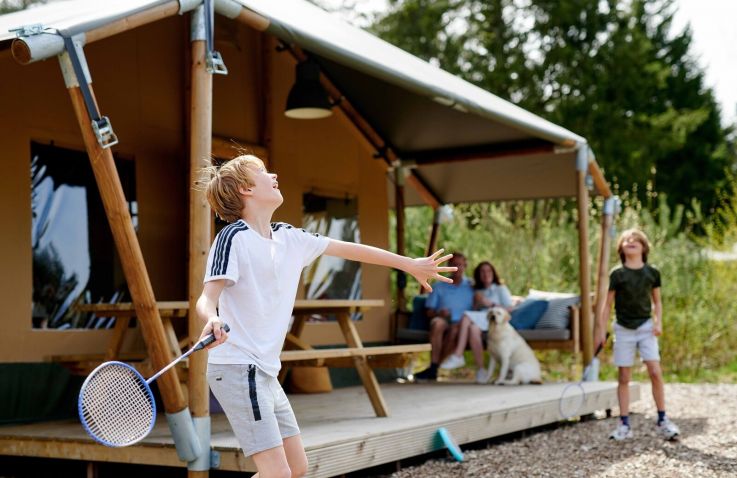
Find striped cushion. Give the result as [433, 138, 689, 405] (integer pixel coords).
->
[534, 296, 580, 329]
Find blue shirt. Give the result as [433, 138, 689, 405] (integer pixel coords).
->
[425, 278, 474, 323]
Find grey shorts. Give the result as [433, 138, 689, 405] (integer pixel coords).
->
[207, 363, 300, 456]
[613, 319, 661, 367]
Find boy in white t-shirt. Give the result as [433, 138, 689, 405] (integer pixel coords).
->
[195, 155, 455, 478]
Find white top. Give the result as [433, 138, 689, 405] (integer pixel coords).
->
[476, 283, 513, 309]
[204, 220, 329, 376]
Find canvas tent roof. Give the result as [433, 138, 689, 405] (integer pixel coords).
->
[0, 0, 607, 205]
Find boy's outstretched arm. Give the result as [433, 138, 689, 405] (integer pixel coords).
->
[323, 239, 456, 292]
[196, 279, 229, 348]
[595, 290, 615, 350]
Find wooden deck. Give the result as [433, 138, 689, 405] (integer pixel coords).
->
[0, 381, 638, 477]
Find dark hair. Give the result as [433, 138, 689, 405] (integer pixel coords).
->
[473, 261, 501, 290]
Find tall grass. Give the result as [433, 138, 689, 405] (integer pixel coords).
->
[390, 181, 737, 379]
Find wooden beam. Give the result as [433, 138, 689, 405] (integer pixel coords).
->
[65, 84, 186, 413]
[588, 160, 612, 198]
[576, 170, 594, 366]
[12, 1, 181, 65]
[211, 136, 268, 161]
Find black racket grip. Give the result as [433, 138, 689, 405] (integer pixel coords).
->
[594, 332, 611, 357]
[195, 323, 230, 351]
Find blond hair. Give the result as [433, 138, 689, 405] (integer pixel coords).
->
[616, 228, 651, 263]
[197, 155, 265, 223]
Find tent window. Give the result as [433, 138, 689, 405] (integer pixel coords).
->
[302, 192, 362, 320]
[30, 142, 136, 329]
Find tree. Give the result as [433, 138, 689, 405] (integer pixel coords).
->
[369, 0, 735, 214]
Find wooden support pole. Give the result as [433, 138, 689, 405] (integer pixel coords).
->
[188, 35, 212, 421]
[594, 198, 616, 338]
[576, 169, 594, 367]
[393, 167, 406, 338]
[426, 210, 440, 257]
[64, 86, 186, 413]
[187, 10, 213, 474]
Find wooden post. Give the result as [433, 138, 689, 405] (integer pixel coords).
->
[594, 197, 616, 338]
[188, 38, 212, 424]
[393, 166, 406, 339]
[576, 147, 594, 367]
[258, 34, 274, 167]
[187, 8, 213, 476]
[62, 69, 186, 414]
[426, 210, 440, 257]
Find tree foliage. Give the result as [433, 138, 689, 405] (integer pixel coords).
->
[370, 0, 735, 214]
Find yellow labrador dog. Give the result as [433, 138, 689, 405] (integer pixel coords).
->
[481, 306, 542, 385]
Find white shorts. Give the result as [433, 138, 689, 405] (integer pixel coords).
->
[464, 310, 489, 331]
[613, 319, 660, 367]
[207, 363, 300, 456]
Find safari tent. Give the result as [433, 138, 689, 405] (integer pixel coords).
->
[0, 0, 623, 476]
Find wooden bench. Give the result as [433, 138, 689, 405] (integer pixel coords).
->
[396, 296, 581, 354]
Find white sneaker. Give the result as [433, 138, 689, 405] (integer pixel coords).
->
[475, 367, 489, 384]
[439, 354, 465, 370]
[609, 424, 633, 441]
[656, 417, 680, 440]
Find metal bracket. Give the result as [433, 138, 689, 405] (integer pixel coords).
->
[10, 23, 45, 37]
[206, 50, 228, 75]
[210, 450, 221, 469]
[91, 117, 119, 148]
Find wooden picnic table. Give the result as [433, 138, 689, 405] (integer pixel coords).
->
[72, 299, 429, 417]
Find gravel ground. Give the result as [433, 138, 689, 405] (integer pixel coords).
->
[388, 383, 737, 478]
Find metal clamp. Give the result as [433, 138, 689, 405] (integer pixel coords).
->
[10, 23, 45, 37]
[206, 50, 228, 75]
[91, 117, 119, 148]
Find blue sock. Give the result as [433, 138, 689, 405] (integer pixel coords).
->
[657, 411, 666, 425]
[620, 416, 630, 427]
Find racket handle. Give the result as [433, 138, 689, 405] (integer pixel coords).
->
[594, 332, 611, 357]
[194, 323, 230, 351]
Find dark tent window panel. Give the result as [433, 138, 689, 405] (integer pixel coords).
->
[30, 142, 136, 329]
[302, 192, 362, 321]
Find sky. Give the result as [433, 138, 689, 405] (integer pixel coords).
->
[322, 0, 737, 126]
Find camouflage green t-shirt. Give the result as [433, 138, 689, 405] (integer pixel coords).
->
[609, 264, 661, 329]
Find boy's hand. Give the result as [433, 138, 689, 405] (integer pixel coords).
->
[653, 322, 662, 336]
[407, 249, 456, 292]
[199, 317, 229, 349]
[594, 330, 607, 351]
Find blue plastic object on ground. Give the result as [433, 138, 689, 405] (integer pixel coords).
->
[437, 427, 464, 462]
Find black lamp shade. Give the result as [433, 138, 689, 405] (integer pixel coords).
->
[285, 60, 333, 119]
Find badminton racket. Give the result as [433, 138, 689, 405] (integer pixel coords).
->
[78, 323, 229, 447]
[558, 332, 609, 419]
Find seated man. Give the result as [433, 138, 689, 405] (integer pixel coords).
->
[414, 252, 474, 381]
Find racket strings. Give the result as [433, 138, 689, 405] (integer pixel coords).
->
[80, 364, 155, 446]
[559, 382, 587, 419]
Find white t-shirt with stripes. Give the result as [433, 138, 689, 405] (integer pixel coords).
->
[204, 220, 329, 376]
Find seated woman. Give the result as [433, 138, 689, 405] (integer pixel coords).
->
[439, 261, 514, 383]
